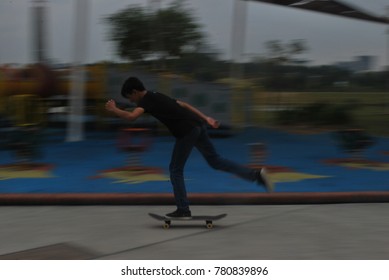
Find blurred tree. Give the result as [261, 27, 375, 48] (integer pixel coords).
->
[104, 1, 204, 63]
[153, 1, 203, 58]
[105, 6, 151, 62]
[265, 39, 308, 65]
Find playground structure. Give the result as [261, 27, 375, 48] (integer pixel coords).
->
[333, 128, 375, 160]
[0, 63, 107, 163]
[0, 63, 106, 128]
[0, 63, 245, 131]
[116, 127, 164, 175]
[0, 63, 244, 164]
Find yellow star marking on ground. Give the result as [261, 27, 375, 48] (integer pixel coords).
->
[0, 167, 54, 180]
[100, 170, 169, 184]
[270, 172, 330, 183]
[338, 162, 389, 171]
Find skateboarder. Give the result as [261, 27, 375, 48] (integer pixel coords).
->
[105, 77, 273, 218]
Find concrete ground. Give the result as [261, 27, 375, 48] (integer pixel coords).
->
[1, 203, 389, 260]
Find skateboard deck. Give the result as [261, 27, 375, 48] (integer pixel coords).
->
[149, 213, 227, 229]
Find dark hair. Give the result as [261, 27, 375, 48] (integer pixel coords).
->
[121, 77, 145, 98]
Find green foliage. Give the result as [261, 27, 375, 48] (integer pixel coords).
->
[104, 6, 151, 61]
[104, 2, 203, 62]
[265, 39, 308, 65]
[276, 102, 354, 127]
[154, 3, 202, 57]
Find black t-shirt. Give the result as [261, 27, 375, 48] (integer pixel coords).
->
[137, 91, 203, 138]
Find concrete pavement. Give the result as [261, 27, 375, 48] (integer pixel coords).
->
[1, 203, 389, 259]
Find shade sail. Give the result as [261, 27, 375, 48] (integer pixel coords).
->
[251, 0, 389, 24]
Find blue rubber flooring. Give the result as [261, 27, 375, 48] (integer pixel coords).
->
[1, 127, 389, 194]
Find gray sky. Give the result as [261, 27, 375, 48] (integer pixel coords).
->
[0, 0, 388, 69]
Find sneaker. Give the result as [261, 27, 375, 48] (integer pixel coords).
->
[255, 168, 274, 192]
[165, 209, 192, 219]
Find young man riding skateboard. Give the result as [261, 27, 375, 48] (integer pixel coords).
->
[105, 77, 273, 219]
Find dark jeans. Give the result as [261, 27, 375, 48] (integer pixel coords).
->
[169, 125, 256, 211]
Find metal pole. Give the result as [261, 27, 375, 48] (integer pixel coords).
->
[386, 6, 389, 73]
[386, 6, 389, 113]
[230, 0, 247, 75]
[31, 0, 48, 64]
[230, 0, 248, 127]
[66, 0, 89, 142]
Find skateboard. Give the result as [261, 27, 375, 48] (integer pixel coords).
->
[149, 213, 227, 229]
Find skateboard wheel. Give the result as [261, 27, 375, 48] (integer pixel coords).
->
[163, 220, 171, 229]
[163, 223, 170, 229]
[206, 221, 213, 229]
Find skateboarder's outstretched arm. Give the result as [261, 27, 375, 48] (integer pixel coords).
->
[105, 99, 144, 121]
[177, 100, 220, 129]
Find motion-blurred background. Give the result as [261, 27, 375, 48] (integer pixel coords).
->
[0, 0, 388, 197]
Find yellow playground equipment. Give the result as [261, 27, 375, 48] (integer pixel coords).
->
[6, 94, 45, 127]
